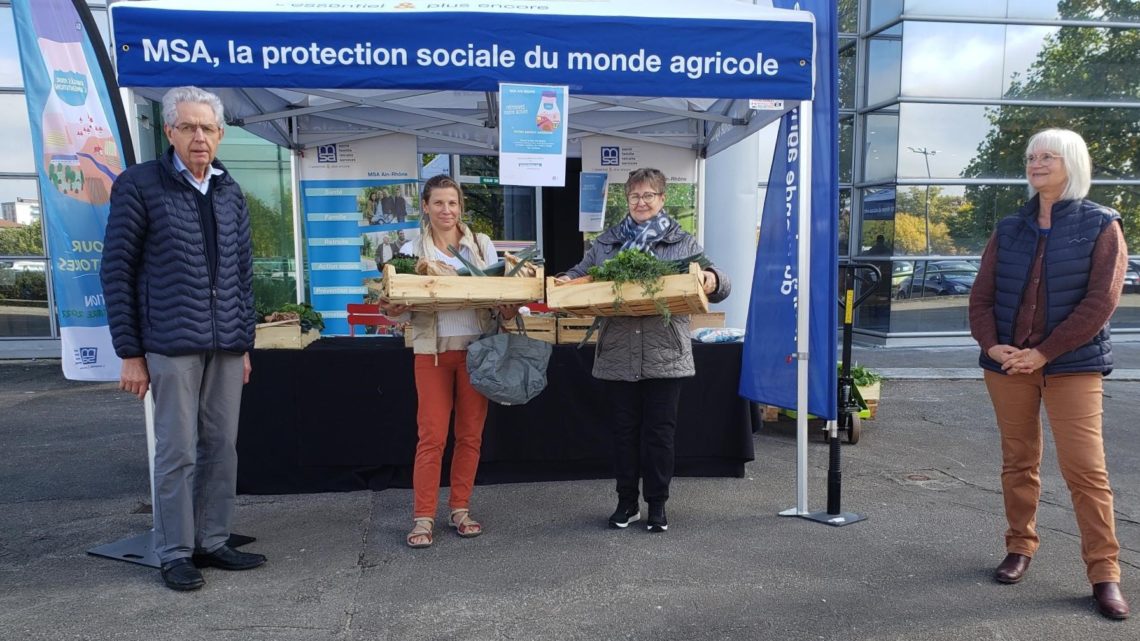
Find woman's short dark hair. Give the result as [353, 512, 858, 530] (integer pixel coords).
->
[625, 168, 667, 195]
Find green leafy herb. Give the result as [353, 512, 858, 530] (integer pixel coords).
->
[266, 302, 325, 331]
[839, 362, 882, 386]
[587, 249, 687, 321]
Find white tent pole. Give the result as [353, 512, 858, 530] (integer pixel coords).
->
[795, 102, 813, 515]
[290, 118, 305, 304]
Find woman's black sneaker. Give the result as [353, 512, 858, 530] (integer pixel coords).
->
[647, 503, 668, 533]
[608, 502, 640, 528]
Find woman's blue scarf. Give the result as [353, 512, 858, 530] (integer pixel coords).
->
[617, 211, 671, 256]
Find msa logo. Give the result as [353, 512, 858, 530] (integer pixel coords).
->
[74, 347, 97, 365]
[600, 146, 620, 167]
[317, 145, 338, 163]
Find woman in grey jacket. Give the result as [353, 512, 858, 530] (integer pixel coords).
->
[558, 168, 731, 532]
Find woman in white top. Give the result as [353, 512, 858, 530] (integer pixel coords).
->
[381, 175, 515, 548]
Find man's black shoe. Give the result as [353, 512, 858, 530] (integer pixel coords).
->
[160, 558, 205, 591]
[608, 502, 640, 529]
[647, 503, 668, 533]
[192, 545, 267, 571]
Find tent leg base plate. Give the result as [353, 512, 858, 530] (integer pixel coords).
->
[87, 531, 257, 568]
[799, 511, 866, 527]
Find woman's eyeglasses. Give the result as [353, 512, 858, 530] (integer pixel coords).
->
[1025, 152, 1059, 165]
[627, 192, 662, 204]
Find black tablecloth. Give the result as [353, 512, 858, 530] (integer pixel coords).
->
[237, 338, 755, 494]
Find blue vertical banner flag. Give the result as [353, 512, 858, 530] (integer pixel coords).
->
[740, 0, 838, 419]
[12, 0, 133, 381]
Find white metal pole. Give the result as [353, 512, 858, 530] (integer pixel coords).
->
[795, 102, 814, 515]
[290, 118, 305, 303]
[144, 389, 156, 526]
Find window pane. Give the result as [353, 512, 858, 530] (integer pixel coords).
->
[218, 128, 297, 314]
[890, 257, 974, 333]
[1005, 26, 1140, 102]
[897, 103, 992, 179]
[839, 115, 854, 184]
[0, 178, 44, 257]
[0, 260, 50, 337]
[838, 0, 858, 33]
[1008, 0, 1140, 22]
[0, 7, 23, 88]
[0, 95, 36, 173]
[901, 22, 1005, 99]
[838, 39, 856, 109]
[839, 188, 852, 257]
[866, 35, 902, 105]
[904, 0, 1004, 19]
[1089, 184, 1140, 262]
[959, 105, 1140, 180]
[868, 0, 903, 30]
[862, 112, 899, 182]
[462, 184, 537, 241]
[459, 155, 498, 177]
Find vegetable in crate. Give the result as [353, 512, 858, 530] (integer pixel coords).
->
[585, 249, 709, 321]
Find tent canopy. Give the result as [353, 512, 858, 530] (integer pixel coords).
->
[110, 0, 815, 157]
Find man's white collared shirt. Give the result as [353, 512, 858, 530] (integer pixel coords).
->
[172, 153, 225, 195]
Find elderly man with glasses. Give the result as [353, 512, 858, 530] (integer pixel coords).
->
[101, 86, 265, 592]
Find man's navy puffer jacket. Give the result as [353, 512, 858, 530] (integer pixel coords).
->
[100, 147, 254, 358]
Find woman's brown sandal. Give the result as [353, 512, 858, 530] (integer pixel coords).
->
[449, 509, 483, 538]
[406, 518, 434, 548]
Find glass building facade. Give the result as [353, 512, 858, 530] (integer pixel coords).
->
[841, 0, 1140, 343]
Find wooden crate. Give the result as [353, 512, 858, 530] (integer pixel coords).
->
[545, 262, 709, 317]
[505, 315, 557, 343]
[255, 323, 320, 349]
[689, 311, 726, 330]
[856, 381, 881, 420]
[557, 316, 598, 344]
[382, 264, 544, 311]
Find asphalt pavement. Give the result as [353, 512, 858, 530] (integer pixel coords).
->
[1, 344, 1138, 641]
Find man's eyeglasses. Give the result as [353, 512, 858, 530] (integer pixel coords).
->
[627, 191, 662, 204]
[173, 123, 221, 136]
[1025, 152, 1059, 165]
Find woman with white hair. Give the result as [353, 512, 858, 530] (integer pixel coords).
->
[968, 128, 1129, 619]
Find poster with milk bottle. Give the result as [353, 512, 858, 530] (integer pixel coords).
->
[498, 83, 568, 187]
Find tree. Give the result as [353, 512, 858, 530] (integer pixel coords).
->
[0, 220, 45, 256]
[863, 187, 967, 254]
[246, 191, 293, 259]
[962, 0, 1140, 249]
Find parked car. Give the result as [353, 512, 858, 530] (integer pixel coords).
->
[896, 260, 978, 299]
[1124, 260, 1140, 294]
